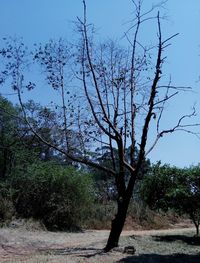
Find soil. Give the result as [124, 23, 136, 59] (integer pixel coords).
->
[0, 225, 199, 262]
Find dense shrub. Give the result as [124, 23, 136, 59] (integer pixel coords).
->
[85, 201, 116, 229]
[10, 162, 94, 230]
[140, 163, 200, 235]
[0, 181, 15, 224]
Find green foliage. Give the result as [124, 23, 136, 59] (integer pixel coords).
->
[141, 163, 200, 235]
[0, 96, 49, 179]
[84, 201, 116, 229]
[10, 162, 94, 230]
[140, 163, 181, 211]
[0, 180, 15, 223]
[90, 146, 151, 203]
[167, 166, 200, 234]
[0, 95, 96, 230]
[0, 96, 19, 178]
[0, 197, 15, 224]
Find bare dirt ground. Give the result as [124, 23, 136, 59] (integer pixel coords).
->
[0, 226, 200, 263]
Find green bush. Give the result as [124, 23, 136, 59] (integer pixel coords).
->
[0, 198, 15, 224]
[0, 181, 15, 224]
[85, 201, 116, 229]
[10, 162, 94, 230]
[140, 163, 200, 235]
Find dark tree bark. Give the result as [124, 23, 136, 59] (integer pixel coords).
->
[191, 216, 200, 236]
[104, 197, 131, 251]
[195, 223, 199, 236]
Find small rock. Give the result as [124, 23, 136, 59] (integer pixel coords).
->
[123, 245, 136, 254]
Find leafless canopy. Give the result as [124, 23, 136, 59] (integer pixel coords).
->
[1, 0, 199, 251]
[2, 0, 196, 180]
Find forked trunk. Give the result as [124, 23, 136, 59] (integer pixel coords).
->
[104, 198, 130, 252]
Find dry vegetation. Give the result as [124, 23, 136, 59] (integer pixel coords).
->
[0, 225, 199, 263]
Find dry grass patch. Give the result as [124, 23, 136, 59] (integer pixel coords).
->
[0, 227, 199, 263]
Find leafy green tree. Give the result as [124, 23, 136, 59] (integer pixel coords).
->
[0, 96, 22, 178]
[140, 163, 179, 210]
[168, 166, 200, 236]
[141, 163, 200, 236]
[0, 96, 58, 177]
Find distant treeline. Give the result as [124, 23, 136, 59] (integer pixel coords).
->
[0, 96, 199, 234]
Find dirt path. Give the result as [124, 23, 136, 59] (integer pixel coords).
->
[0, 227, 199, 262]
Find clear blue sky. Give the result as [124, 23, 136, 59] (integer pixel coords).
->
[0, 0, 200, 168]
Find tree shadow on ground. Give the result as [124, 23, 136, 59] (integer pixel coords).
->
[117, 253, 200, 263]
[153, 235, 200, 246]
[40, 247, 105, 258]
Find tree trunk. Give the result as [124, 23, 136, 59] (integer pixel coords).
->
[194, 223, 199, 236]
[190, 214, 200, 237]
[104, 198, 130, 252]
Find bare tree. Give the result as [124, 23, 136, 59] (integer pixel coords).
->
[76, 0, 199, 251]
[0, 0, 199, 252]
